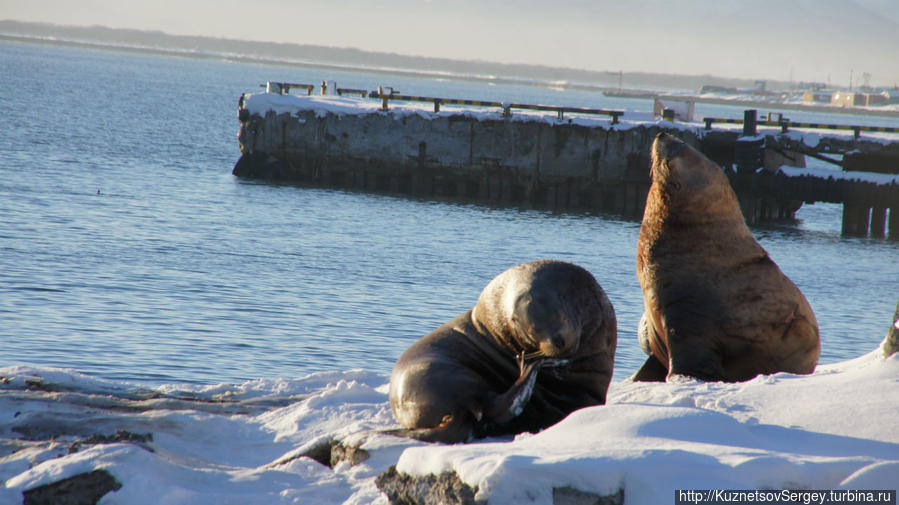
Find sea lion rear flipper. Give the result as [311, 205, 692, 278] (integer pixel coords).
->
[631, 354, 668, 382]
[382, 410, 476, 444]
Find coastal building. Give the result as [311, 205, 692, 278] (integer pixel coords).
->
[802, 91, 832, 103]
[831, 91, 887, 107]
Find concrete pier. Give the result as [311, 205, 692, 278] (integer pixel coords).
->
[234, 91, 899, 238]
[234, 94, 684, 216]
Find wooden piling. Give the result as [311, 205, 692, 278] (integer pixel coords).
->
[842, 203, 871, 236]
[740, 197, 758, 225]
[889, 208, 898, 240]
[858, 206, 871, 237]
[870, 206, 887, 238]
[842, 204, 857, 235]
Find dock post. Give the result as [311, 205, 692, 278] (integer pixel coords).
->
[870, 206, 887, 238]
[740, 198, 758, 225]
[842, 203, 870, 236]
[889, 208, 898, 240]
[857, 206, 872, 236]
[842, 204, 857, 235]
[743, 110, 758, 137]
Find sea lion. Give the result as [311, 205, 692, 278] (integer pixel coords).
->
[389, 260, 617, 443]
[633, 132, 820, 382]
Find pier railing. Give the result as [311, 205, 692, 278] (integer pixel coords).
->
[260, 81, 370, 97]
[257, 82, 623, 124]
[703, 111, 899, 139]
[367, 91, 623, 124]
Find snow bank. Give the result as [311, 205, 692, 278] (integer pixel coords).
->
[2, 348, 898, 504]
[778, 165, 899, 186]
[399, 350, 899, 504]
[0, 367, 413, 505]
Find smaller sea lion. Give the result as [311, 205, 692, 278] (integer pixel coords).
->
[389, 260, 617, 443]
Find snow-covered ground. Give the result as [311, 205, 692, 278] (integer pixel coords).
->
[2, 338, 897, 504]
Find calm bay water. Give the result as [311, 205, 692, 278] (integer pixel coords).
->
[1, 39, 897, 385]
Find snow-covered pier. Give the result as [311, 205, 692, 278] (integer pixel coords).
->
[233, 86, 899, 238]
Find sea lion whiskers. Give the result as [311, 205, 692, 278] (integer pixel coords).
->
[522, 350, 546, 360]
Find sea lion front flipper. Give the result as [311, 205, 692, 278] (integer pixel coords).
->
[484, 357, 544, 424]
[484, 355, 574, 425]
[631, 354, 668, 382]
[667, 335, 726, 381]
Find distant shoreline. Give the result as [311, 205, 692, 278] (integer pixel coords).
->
[0, 33, 625, 93]
[4, 32, 899, 119]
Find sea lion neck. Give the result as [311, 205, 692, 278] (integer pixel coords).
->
[470, 305, 523, 357]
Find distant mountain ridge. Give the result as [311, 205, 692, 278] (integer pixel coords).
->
[0, 20, 794, 92]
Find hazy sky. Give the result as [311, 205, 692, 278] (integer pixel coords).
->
[2, 0, 898, 87]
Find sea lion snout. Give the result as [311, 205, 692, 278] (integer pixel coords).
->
[653, 132, 687, 161]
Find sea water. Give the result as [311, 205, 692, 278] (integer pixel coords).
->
[1, 39, 897, 385]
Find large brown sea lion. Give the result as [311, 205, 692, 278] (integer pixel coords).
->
[389, 260, 617, 443]
[633, 133, 820, 382]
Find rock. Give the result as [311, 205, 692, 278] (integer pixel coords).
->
[376, 466, 480, 505]
[554, 486, 624, 505]
[23, 469, 121, 505]
[330, 440, 370, 467]
[375, 466, 626, 505]
[883, 299, 899, 358]
[68, 430, 154, 454]
[295, 439, 370, 468]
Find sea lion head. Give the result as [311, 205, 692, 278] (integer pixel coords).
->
[474, 261, 588, 359]
[649, 132, 741, 221]
[509, 287, 581, 359]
